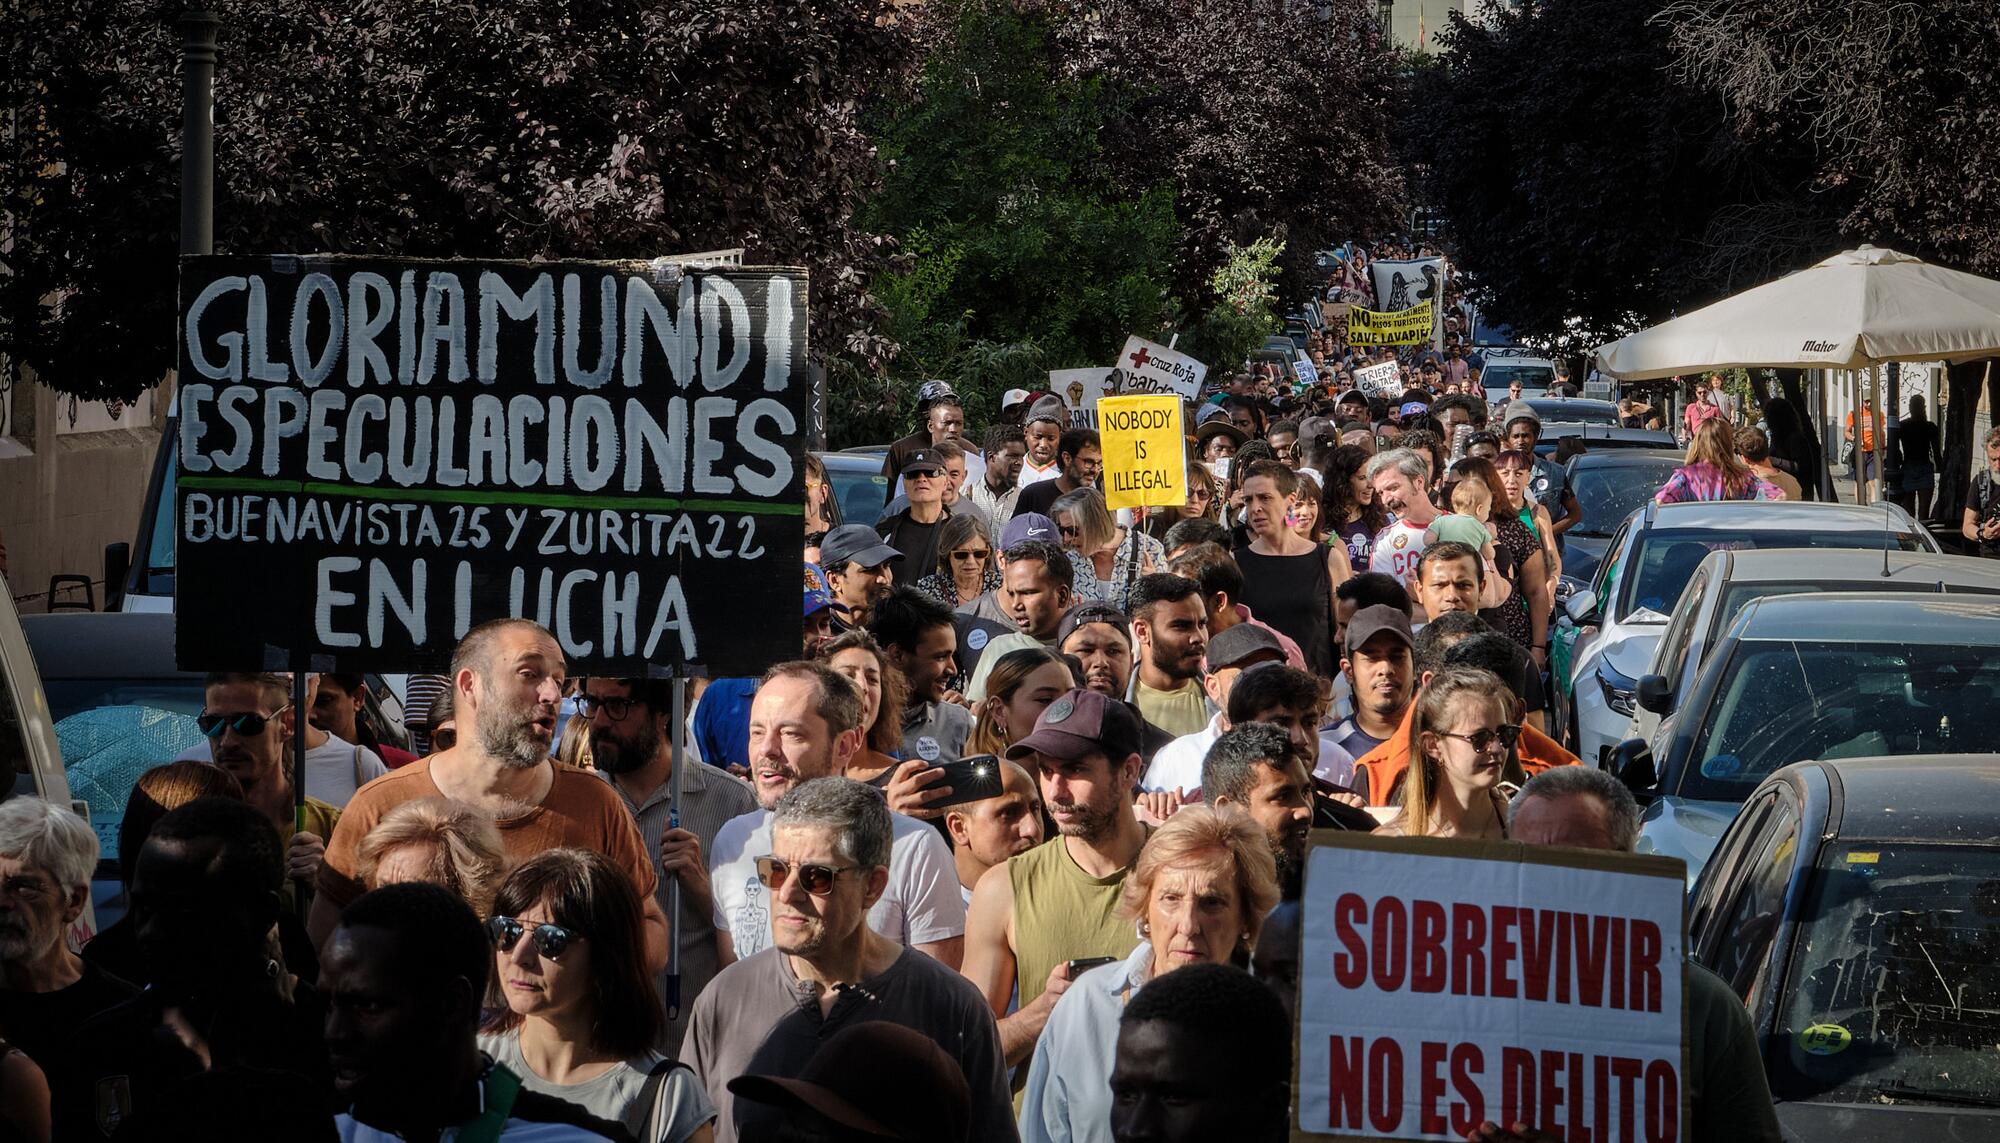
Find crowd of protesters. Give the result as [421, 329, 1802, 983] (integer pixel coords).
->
[0, 254, 1807, 1142]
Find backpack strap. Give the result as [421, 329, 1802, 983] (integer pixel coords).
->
[641, 1056, 694, 1140]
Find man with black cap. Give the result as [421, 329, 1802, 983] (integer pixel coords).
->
[1057, 603, 1135, 698]
[1138, 623, 1286, 795]
[1011, 427, 1102, 520]
[882, 380, 967, 487]
[1327, 604, 1416, 759]
[1335, 388, 1370, 424]
[819, 523, 904, 631]
[963, 688, 1152, 1070]
[875, 448, 954, 573]
[1020, 396, 1070, 487]
[1502, 403, 1578, 538]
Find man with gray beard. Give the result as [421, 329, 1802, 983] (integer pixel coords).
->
[0, 799, 137, 1086]
[308, 619, 668, 970]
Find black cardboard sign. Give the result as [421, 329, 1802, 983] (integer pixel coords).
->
[175, 255, 808, 676]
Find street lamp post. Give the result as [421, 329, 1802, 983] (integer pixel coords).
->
[178, 9, 220, 257]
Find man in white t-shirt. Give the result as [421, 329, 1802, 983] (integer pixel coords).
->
[707, 661, 967, 969]
[1365, 448, 1436, 585]
[1018, 397, 1068, 487]
[178, 672, 387, 807]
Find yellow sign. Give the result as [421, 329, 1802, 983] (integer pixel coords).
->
[1346, 299, 1435, 345]
[1097, 394, 1186, 510]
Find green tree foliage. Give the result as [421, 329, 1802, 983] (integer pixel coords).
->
[0, 0, 913, 402]
[1402, 0, 1835, 352]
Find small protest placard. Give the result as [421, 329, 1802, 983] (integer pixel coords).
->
[1049, 367, 1115, 430]
[1348, 301, 1437, 347]
[174, 255, 809, 676]
[1296, 355, 1322, 388]
[1296, 834, 1687, 1142]
[1114, 335, 1207, 400]
[1354, 360, 1401, 396]
[1096, 394, 1186, 511]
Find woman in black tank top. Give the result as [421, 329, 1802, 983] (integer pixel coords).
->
[1230, 461, 1350, 676]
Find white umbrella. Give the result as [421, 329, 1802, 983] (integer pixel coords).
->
[1594, 245, 2000, 380]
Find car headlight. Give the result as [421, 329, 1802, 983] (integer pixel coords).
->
[1597, 661, 1637, 718]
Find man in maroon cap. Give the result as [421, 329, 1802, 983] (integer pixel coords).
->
[962, 688, 1151, 1071]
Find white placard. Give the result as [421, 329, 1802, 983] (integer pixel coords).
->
[1298, 835, 1687, 1141]
[1355, 360, 1401, 396]
[1114, 335, 1206, 400]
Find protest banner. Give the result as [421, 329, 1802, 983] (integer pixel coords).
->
[1348, 301, 1437, 347]
[1296, 834, 1687, 1142]
[1296, 355, 1322, 388]
[1114, 335, 1207, 400]
[1096, 394, 1186, 511]
[174, 255, 809, 677]
[1354, 360, 1401, 396]
[1369, 257, 1445, 316]
[1050, 367, 1115, 430]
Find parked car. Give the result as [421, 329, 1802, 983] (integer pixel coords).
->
[1533, 426, 1679, 457]
[1555, 450, 1683, 585]
[1479, 348, 1557, 401]
[1621, 548, 2000, 747]
[1687, 754, 2000, 1134]
[814, 450, 892, 527]
[1613, 592, 2000, 884]
[1557, 499, 1938, 769]
[1517, 397, 1619, 426]
[20, 612, 406, 922]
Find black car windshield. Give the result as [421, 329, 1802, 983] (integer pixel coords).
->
[43, 679, 208, 867]
[1682, 640, 2000, 801]
[821, 458, 889, 525]
[1526, 401, 1617, 425]
[1618, 527, 1929, 621]
[1772, 844, 2000, 1108]
[1482, 364, 1552, 388]
[1568, 461, 1681, 536]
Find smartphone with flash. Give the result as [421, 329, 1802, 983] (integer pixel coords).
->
[1066, 956, 1117, 977]
[928, 754, 1006, 809]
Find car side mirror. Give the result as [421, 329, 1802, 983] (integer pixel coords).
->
[1636, 674, 1673, 716]
[1563, 588, 1600, 626]
[102, 542, 130, 612]
[1609, 738, 1657, 794]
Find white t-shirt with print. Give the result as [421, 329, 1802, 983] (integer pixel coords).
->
[708, 807, 966, 959]
[1367, 519, 1430, 582]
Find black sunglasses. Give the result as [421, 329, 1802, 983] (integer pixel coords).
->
[754, 856, 860, 897]
[488, 916, 582, 960]
[577, 694, 642, 722]
[196, 704, 291, 739]
[1440, 724, 1524, 753]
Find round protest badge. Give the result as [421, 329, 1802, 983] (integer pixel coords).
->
[1796, 1024, 1853, 1056]
[915, 736, 941, 762]
[967, 628, 990, 652]
[1043, 696, 1077, 725]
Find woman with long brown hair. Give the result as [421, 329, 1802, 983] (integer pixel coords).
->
[1322, 443, 1389, 572]
[1377, 669, 1517, 841]
[815, 629, 908, 784]
[966, 647, 1076, 759]
[1655, 416, 1786, 504]
[480, 849, 716, 1142]
[1443, 457, 1550, 658]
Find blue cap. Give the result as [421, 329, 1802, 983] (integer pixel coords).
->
[804, 563, 833, 617]
[1001, 513, 1058, 549]
[1399, 400, 1429, 418]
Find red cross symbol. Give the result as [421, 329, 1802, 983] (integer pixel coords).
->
[1128, 346, 1153, 370]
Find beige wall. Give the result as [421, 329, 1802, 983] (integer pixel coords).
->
[0, 367, 164, 613]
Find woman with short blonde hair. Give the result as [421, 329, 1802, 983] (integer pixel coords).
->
[356, 796, 509, 918]
[1022, 806, 1279, 1143]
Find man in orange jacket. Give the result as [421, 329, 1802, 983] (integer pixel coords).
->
[1352, 612, 1578, 806]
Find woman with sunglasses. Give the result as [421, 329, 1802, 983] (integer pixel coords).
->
[1145, 462, 1219, 543]
[915, 514, 1000, 609]
[1375, 669, 1517, 841]
[814, 629, 909, 787]
[966, 647, 1076, 758]
[480, 849, 716, 1143]
[1052, 487, 1164, 605]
